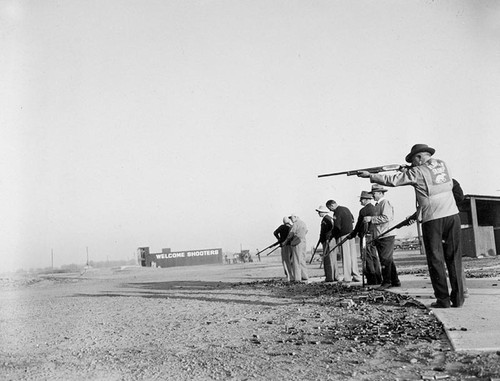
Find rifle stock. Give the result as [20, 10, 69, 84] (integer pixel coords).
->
[309, 241, 321, 264]
[318, 164, 408, 178]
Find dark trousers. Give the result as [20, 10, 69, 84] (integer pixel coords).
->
[422, 214, 464, 307]
[361, 240, 382, 285]
[374, 236, 400, 286]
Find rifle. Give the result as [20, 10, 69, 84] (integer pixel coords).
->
[324, 234, 351, 257]
[266, 245, 280, 256]
[309, 241, 321, 264]
[367, 211, 418, 245]
[255, 241, 279, 256]
[360, 222, 369, 288]
[318, 164, 408, 178]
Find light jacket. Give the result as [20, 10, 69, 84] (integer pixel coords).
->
[370, 197, 394, 238]
[370, 158, 458, 223]
[284, 218, 308, 246]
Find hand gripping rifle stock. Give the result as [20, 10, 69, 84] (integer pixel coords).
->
[367, 211, 418, 245]
[324, 234, 351, 257]
[318, 164, 408, 178]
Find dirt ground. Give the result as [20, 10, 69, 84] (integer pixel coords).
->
[1, 253, 500, 381]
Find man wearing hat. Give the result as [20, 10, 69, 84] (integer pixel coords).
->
[363, 184, 401, 289]
[315, 205, 338, 282]
[273, 216, 294, 281]
[348, 191, 382, 285]
[358, 144, 464, 308]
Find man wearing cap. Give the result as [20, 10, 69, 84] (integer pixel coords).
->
[363, 185, 401, 289]
[315, 205, 338, 282]
[274, 216, 294, 281]
[326, 200, 361, 283]
[282, 214, 309, 282]
[348, 191, 382, 286]
[358, 144, 464, 308]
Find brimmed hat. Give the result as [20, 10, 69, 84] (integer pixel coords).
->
[369, 184, 388, 193]
[359, 191, 373, 199]
[315, 205, 329, 213]
[405, 144, 435, 163]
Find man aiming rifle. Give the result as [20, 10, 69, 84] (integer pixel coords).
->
[358, 144, 465, 308]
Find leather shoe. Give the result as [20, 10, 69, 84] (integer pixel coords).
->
[430, 300, 451, 308]
[391, 282, 401, 287]
[377, 283, 392, 290]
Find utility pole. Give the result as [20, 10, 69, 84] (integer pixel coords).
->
[86, 246, 89, 266]
[51, 249, 54, 270]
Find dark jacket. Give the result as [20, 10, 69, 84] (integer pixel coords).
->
[452, 179, 464, 205]
[352, 203, 376, 238]
[273, 224, 291, 244]
[319, 215, 334, 243]
[332, 205, 354, 239]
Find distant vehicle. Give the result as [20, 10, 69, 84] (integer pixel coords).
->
[395, 237, 421, 250]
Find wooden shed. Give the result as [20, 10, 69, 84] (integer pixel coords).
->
[458, 194, 500, 257]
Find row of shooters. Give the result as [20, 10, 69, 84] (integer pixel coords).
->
[273, 184, 395, 288]
[272, 144, 464, 309]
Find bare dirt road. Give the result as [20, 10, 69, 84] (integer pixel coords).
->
[1, 254, 500, 381]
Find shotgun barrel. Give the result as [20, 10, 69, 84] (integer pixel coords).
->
[318, 164, 408, 178]
[256, 241, 279, 256]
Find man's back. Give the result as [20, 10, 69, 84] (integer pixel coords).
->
[291, 218, 308, 240]
[320, 215, 334, 242]
[333, 205, 354, 238]
[360, 203, 375, 218]
[353, 203, 375, 236]
[274, 224, 290, 243]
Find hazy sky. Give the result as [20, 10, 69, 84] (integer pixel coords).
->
[2, 0, 500, 272]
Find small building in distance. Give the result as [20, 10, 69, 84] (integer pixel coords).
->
[459, 194, 500, 257]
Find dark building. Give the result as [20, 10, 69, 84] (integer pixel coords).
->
[458, 194, 500, 257]
[138, 247, 223, 268]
